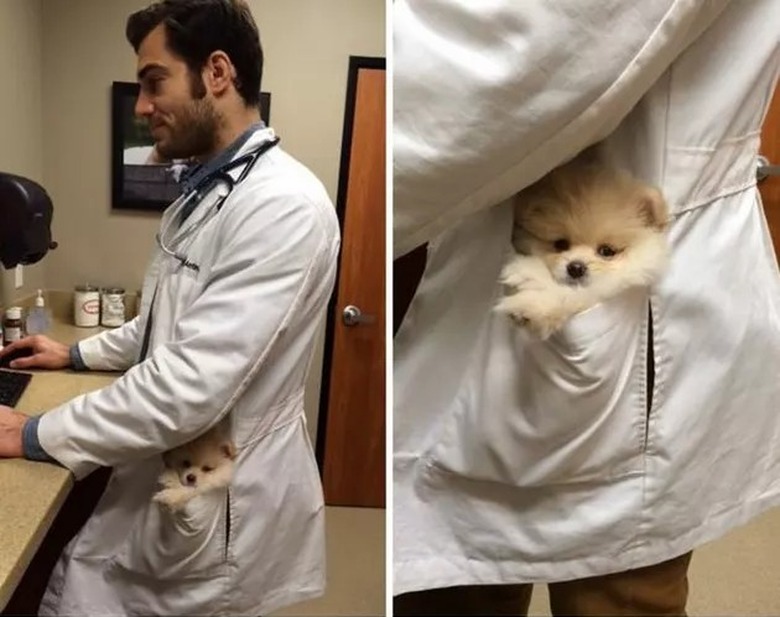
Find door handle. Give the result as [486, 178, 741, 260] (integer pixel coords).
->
[342, 305, 376, 327]
[757, 155, 780, 182]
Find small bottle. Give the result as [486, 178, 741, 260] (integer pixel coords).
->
[26, 289, 52, 335]
[3, 307, 25, 345]
[101, 287, 126, 328]
[74, 284, 100, 327]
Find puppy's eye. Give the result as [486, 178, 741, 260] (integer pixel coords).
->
[201, 465, 214, 473]
[180, 460, 191, 469]
[553, 239, 570, 252]
[597, 244, 618, 258]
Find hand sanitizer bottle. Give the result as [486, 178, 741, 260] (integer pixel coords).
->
[26, 289, 52, 335]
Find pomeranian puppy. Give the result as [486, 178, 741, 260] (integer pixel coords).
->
[495, 155, 670, 339]
[153, 427, 236, 512]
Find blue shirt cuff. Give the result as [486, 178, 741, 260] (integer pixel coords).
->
[22, 416, 56, 463]
[69, 344, 88, 371]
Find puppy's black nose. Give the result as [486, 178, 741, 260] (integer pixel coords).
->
[185, 473, 197, 486]
[566, 261, 587, 279]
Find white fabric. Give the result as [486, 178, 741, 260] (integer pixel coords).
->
[37, 128, 340, 616]
[394, 0, 780, 596]
[393, 0, 733, 258]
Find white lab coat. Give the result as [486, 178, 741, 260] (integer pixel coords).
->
[394, 0, 780, 595]
[35, 128, 340, 616]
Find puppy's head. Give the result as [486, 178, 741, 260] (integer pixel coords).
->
[162, 430, 236, 489]
[512, 160, 668, 287]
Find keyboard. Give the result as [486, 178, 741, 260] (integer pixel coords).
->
[0, 369, 32, 407]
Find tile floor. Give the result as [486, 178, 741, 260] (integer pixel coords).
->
[273, 506, 386, 616]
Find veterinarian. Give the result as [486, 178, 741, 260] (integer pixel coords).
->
[394, 1, 780, 614]
[0, 1, 339, 615]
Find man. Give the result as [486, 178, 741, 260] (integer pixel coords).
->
[393, 1, 780, 615]
[0, 1, 339, 615]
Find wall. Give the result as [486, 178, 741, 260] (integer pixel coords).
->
[0, 0, 46, 304]
[40, 0, 385, 440]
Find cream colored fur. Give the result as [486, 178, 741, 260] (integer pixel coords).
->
[495, 155, 670, 339]
[152, 427, 236, 512]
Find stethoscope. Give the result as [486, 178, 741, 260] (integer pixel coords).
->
[155, 136, 280, 272]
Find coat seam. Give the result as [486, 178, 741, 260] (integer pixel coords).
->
[212, 223, 328, 434]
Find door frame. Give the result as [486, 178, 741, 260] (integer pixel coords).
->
[315, 55, 386, 471]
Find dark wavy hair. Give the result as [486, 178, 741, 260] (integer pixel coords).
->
[126, 0, 263, 107]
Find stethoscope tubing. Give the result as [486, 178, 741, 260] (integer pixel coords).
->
[155, 136, 280, 271]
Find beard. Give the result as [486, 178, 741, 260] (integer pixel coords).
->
[154, 74, 220, 160]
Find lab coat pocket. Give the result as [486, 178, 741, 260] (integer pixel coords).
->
[426, 287, 649, 487]
[111, 487, 229, 581]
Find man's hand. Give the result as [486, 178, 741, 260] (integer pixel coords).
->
[0, 406, 27, 458]
[0, 335, 71, 370]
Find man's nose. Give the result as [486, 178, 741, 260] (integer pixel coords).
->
[134, 92, 154, 117]
[566, 260, 587, 279]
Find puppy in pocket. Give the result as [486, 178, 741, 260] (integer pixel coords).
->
[153, 427, 236, 512]
[495, 154, 670, 339]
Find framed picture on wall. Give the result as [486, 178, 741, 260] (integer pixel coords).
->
[111, 81, 272, 211]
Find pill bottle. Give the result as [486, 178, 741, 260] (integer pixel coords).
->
[3, 307, 25, 344]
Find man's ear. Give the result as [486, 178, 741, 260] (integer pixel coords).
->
[637, 186, 669, 231]
[203, 51, 237, 97]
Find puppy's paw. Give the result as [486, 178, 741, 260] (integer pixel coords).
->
[509, 313, 530, 328]
[495, 288, 569, 339]
[153, 486, 195, 512]
[523, 312, 567, 340]
[156, 468, 182, 491]
[499, 255, 549, 293]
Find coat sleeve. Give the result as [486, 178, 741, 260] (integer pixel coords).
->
[74, 315, 144, 371]
[393, 0, 732, 257]
[37, 185, 334, 479]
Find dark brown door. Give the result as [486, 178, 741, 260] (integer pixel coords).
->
[318, 57, 385, 508]
[759, 84, 780, 255]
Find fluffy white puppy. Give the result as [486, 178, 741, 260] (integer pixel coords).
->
[153, 427, 236, 512]
[496, 155, 670, 339]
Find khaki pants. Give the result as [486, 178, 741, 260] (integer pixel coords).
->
[394, 552, 693, 616]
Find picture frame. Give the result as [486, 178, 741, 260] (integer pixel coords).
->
[110, 81, 272, 212]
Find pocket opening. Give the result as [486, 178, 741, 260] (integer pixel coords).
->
[224, 489, 231, 561]
[645, 301, 655, 450]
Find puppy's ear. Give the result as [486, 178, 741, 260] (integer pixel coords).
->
[221, 441, 237, 460]
[513, 195, 545, 228]
[162, 450, 174, 469]
[637, 186, 668, 231]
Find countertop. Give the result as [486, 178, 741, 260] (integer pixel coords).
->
[0, 319, 120, 610]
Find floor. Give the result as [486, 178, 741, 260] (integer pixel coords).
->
[527, 508, 780, 615]
[272, 506, 386, 616]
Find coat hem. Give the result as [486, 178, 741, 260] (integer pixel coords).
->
[393, 488, 780, 596]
